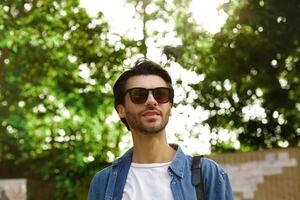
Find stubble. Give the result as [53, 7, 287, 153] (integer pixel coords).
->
[126, 108, 170, 134]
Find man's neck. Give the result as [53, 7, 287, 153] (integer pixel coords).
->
[131, 131, 176, 163]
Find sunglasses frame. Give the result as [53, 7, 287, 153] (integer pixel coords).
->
[125, 87, 173, 104]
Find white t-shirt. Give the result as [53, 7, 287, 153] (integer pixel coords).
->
[122, 162, 174, 200]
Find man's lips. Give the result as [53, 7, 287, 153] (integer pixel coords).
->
[141, 110, 161, 117]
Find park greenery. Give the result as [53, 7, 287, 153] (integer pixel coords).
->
[0, 0, 299, 199]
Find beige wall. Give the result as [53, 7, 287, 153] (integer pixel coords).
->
[210, 147, 300, 200]
[0, 179, 26, 200]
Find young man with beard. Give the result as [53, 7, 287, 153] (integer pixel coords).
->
[88, 59, 233, 200]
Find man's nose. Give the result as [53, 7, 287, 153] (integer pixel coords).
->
[145, 91, 158, 105]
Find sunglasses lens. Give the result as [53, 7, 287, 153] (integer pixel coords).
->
[129, 88, 148, 104]
[153, 88, 171, 103]
[127, 87, 172, 104]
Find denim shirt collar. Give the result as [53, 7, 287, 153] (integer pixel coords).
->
[169, 144, 186, 178]
[112, 143, 186, 178]
[112, 148, 133, 166]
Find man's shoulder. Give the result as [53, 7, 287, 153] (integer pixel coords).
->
[88, 165, 113, 200]
[189, 155, 230, 183]
[189, 155, 222, 169]
[197, 157, 234, 199]
[89, 165, 114, 191]
[201, 157, 228, 178]
[90, 148, 132, 186]
[201, 157, 223, 169]
[92, 165, 113, 183]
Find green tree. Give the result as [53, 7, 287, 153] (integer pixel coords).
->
[126, 0, 191, 58]
[0, 0, 126, 199]
[165, 0, 300, 151]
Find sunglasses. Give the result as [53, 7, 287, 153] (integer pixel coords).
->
[125, 87, 173, 104]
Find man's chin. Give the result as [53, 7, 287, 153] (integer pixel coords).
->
[141, 129, 162, 135]
[139, 124, 165, 135]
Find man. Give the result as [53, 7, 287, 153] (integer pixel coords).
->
[88, 58, 233, 200]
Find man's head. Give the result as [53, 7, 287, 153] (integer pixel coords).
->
[113, 58, 174, 133]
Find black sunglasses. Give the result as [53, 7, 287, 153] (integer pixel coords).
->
[125, 87, 173, 104]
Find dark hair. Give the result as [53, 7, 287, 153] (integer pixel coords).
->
[113, 58, 174, 130]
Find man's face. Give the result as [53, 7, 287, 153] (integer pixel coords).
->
[117, 75, 172, 135]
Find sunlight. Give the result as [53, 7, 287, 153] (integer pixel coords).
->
[80, 0, 140, 38]
[80, 0, 228, 35]
[80, 0, 230, 154]
[190, 0, 229, 34]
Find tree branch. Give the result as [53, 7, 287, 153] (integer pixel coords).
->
[0, 48, 9, 82]
[141, 0, 148, 56]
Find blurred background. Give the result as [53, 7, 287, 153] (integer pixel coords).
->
[0, 0, 299, 199]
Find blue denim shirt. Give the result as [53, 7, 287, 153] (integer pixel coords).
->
[88, 145, 233, 200]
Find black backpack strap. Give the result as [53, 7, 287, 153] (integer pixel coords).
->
[192, 155, 205, 200]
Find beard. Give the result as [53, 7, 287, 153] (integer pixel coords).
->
[125, 108, 170, 135]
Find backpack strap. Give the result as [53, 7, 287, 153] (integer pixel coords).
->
[192, 155, 205, 200]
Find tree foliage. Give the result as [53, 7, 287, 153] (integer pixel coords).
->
[0, 0, 126, 199]
[165, 0, 300, 151]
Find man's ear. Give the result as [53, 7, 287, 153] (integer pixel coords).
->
[116, 104, 126, 118]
